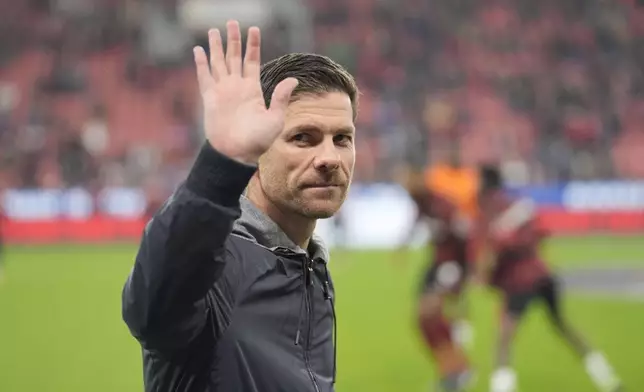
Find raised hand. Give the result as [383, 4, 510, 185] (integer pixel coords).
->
[193, 20, 298, 165]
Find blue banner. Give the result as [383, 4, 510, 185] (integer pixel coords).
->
[2, 187, 146, 220]
[2, 181, 644, 220]
[513, 181, 644, 210]
[509, 184, 565, 207]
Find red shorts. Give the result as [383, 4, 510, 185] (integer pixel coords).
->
[420, 239, 469, 295]
[503, 275, 559, 318]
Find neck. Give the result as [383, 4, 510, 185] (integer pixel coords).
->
[246, 185, 316, 251]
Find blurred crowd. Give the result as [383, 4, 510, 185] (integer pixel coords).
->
[1, 0, 644, 194]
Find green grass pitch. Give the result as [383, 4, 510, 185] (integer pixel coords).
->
[0, 235, 643, 391]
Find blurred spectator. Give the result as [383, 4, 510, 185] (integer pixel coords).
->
[140, 0, 191, 68]
[0, 83, 17, 141]
[81, 103, 109, 159]
[167, 94, 198, 155]
[126, 0, 192, 88]
[58, 122, 94, 187]
[40, 30, 87, 93]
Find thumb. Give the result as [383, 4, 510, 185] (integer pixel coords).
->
[268, 77, 298, 114]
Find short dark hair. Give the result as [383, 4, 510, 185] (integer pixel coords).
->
[480, 164, 503, 190]
[260, 53, 359, 119]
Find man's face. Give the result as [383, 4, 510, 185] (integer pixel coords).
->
[257, 91, 355, 219]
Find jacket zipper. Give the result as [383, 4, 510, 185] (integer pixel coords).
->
[303, 257, 321, 392]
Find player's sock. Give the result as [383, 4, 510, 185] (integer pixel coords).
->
[490, 367, 517, 392]
[438, 369, 475, 392]
[584, 351, 621, 392]
[419, 315, 470, 388]
[451, 319, 474, 349]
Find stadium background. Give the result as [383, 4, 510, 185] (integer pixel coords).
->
[0, 0, 643, 391]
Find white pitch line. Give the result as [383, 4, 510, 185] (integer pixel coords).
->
[568, 289, 644, 303]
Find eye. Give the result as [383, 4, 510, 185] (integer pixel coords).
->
[333, 134, 353, 145]
[291, 133, 312, 145]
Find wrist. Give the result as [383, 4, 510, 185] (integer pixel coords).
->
[207, 139, 261, 166]
[187, 143, 257, 206]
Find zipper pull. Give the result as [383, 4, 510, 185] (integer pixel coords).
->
[322, 281, 331, 300]
[306, 259, 313, 286]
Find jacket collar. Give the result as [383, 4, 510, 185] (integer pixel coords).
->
[232, 196, 330, 264]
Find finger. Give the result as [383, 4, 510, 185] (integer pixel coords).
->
[225, 20, 242, 75]
[268, 77, 298, 113]
[208, 29, 226, 80]
[243, 26, 261, 79]
[193, 46, 214, 94]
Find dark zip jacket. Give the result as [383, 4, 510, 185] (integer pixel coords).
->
[122, 144, 337, 392]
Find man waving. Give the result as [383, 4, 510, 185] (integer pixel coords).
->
[122, 20, 359, 392]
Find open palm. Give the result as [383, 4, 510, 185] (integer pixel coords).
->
[193, 21, 298, 164]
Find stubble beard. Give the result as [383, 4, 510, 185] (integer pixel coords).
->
[284, 188, 348, 220]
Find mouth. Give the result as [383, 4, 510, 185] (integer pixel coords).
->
[302, 184, 342, 189]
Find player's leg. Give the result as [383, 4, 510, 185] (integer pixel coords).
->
[417, 263, 472, 391]
[417, 291, 472, 391]
[438, 257, 475, 361]
[538, 276, 590, 356]
[539, 276, 623, 392]
[448, 259, 474, 349]
[447, 292, 473, 350]
[489, 291, 532, 392]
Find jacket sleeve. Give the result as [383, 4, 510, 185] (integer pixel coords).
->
[122, 143, 256, 350]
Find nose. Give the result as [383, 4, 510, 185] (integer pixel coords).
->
[313, 139, 341, 172]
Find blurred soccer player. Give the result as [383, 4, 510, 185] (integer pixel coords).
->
[332, 206, 347, 251]
[394, 166, 473, 392]
[426, 144, 478, 346]
[474, 165, 623, 392]
[0, 212, 4, 284]
[0, 185, 5, 284]
[426, 144, 478, 224]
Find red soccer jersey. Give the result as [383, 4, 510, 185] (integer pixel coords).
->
[476, 190, 550, 293]
[410, 189, 469, 263]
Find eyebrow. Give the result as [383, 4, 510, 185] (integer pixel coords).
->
[289, 124, 356, 135]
